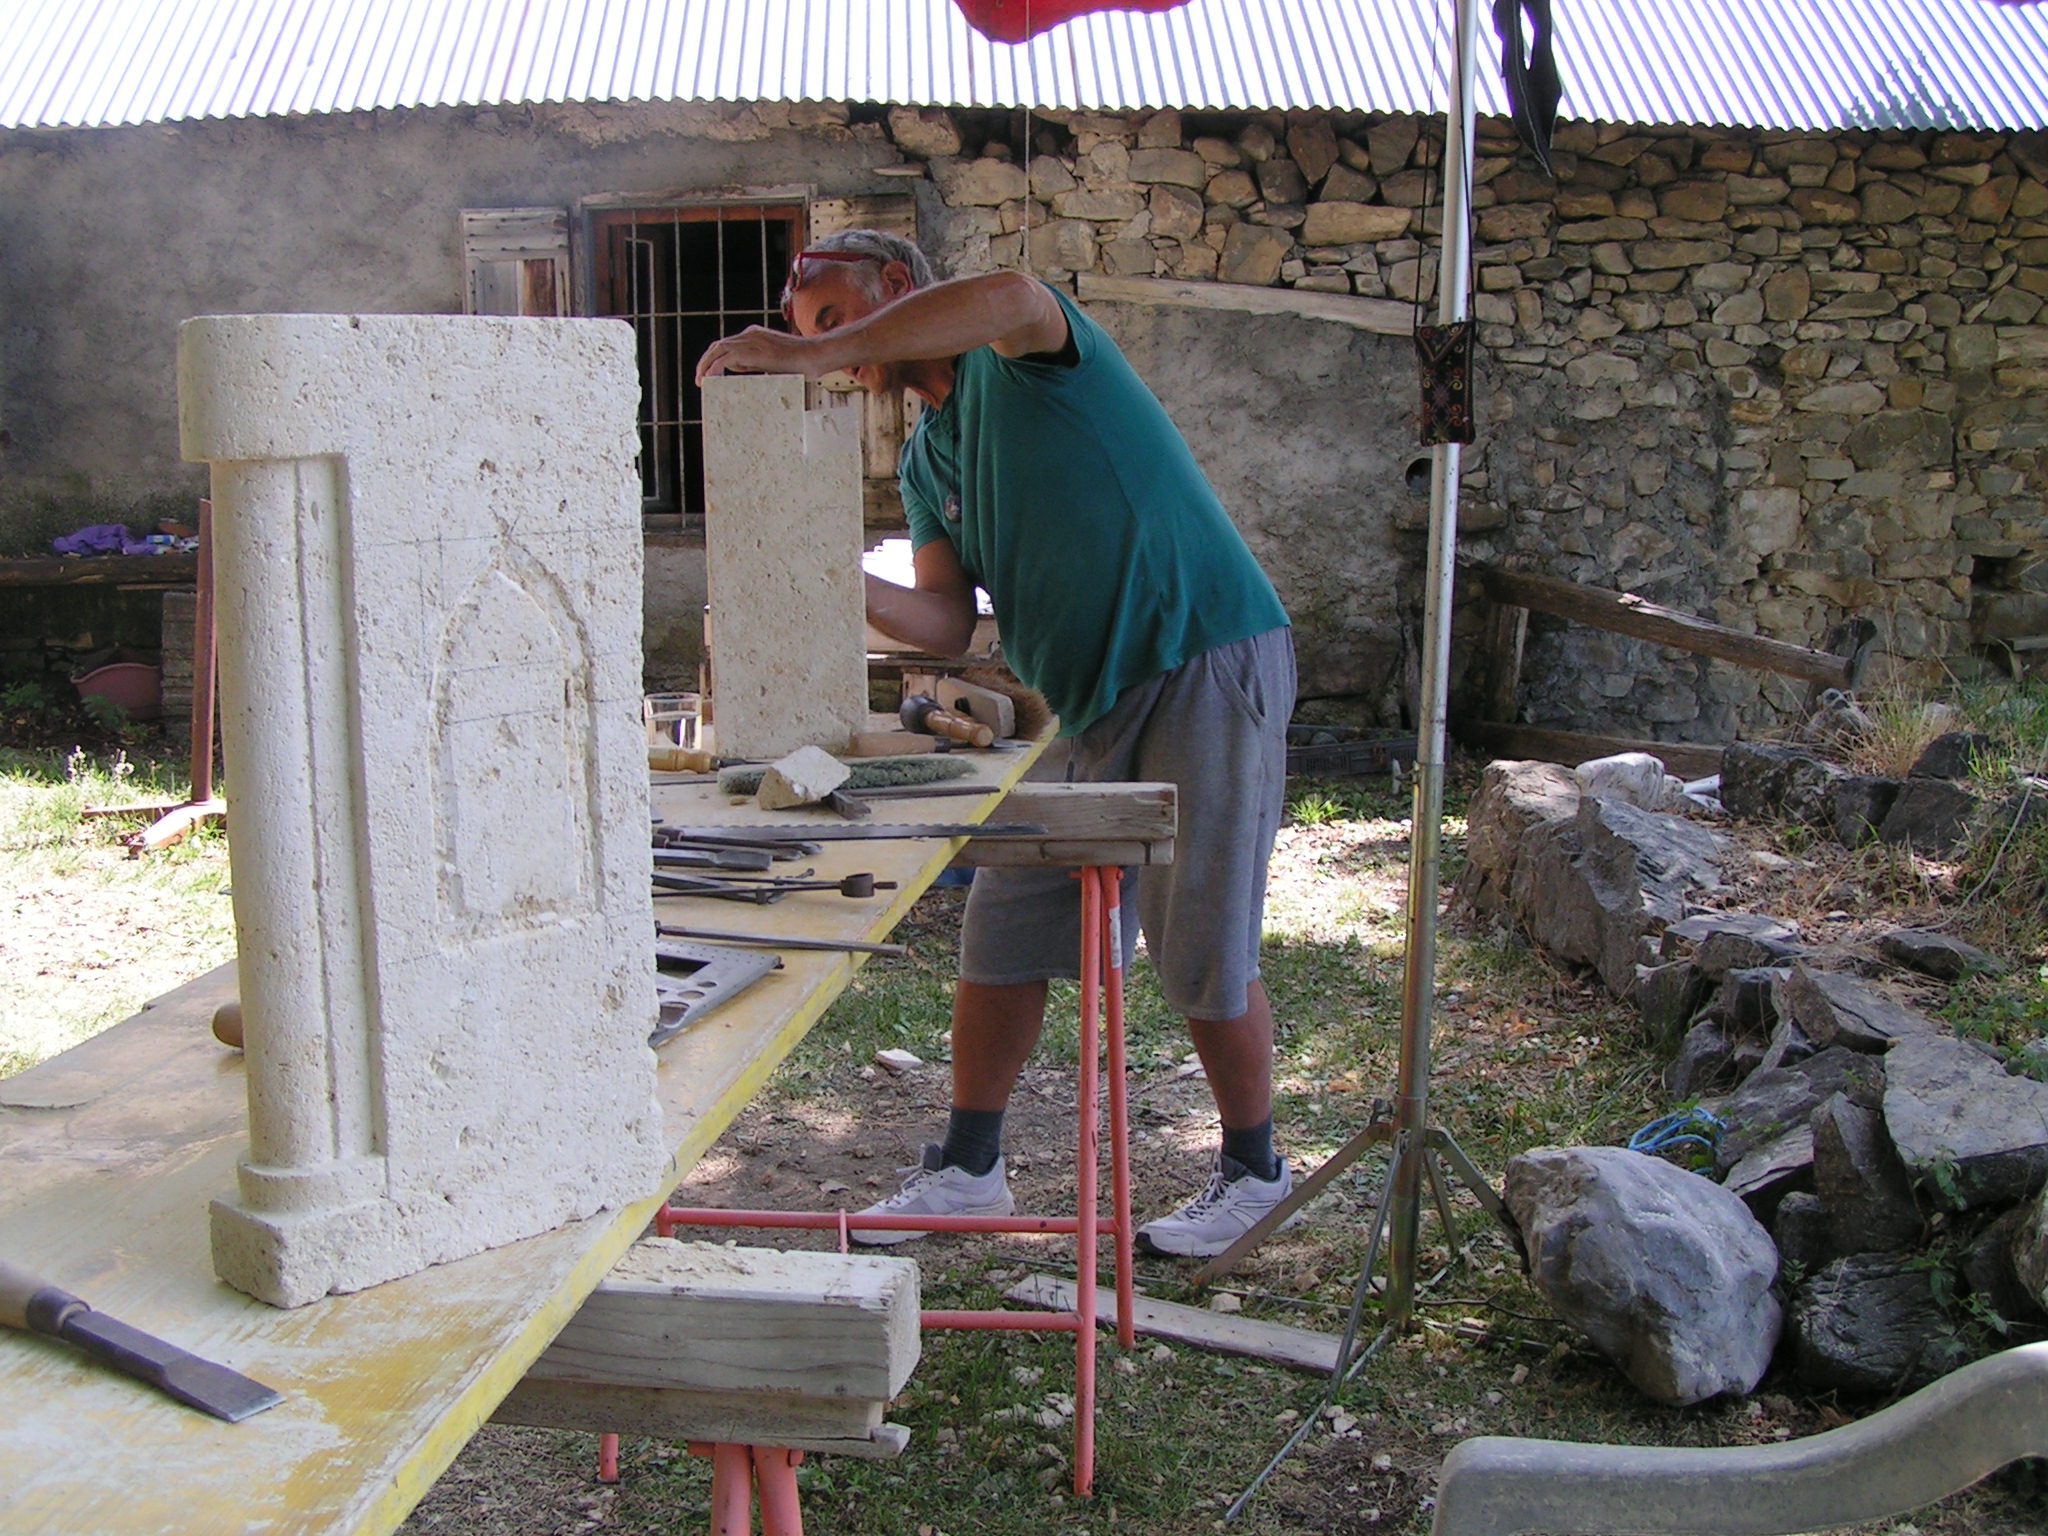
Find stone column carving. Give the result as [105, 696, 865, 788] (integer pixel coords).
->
[179, 314, 666, 1308]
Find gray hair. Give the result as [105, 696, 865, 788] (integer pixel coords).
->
[802, 228, 937, 296]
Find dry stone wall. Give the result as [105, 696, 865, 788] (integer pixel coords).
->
[887, 105, 2048, 740]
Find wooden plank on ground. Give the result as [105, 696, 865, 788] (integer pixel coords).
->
[1004, 1274, 1340, 1374]
[1469, 565, 1855, 690]
[1459, 722, 1723, 780]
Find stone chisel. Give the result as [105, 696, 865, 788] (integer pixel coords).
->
[0, 1259, 285, 1422]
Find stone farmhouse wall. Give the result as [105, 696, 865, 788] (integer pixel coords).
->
[891, 103, 2048, 740]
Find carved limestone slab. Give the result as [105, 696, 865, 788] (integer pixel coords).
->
[179, 313, 666, 1308]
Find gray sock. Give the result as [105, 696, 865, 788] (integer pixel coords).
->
[940, 1107, 1006, 1176]
[1220, 1118, 1280, 1183]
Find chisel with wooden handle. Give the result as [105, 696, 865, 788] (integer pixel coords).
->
[0, 1259, 284, 1422]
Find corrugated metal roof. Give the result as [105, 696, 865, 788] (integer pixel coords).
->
[2, 0, 2044, 134]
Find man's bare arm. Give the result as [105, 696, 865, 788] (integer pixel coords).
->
[697, 271, 1068, 382]
[865, 539, 979, 657]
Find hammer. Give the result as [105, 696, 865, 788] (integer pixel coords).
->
[900, 693, 994, 748]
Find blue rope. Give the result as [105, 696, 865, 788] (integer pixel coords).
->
[1627, 1107, 1726, 1157]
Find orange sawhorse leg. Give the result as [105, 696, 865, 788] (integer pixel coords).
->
[688, 1442, 805, 1536]
[646, 864, 1136, 1499]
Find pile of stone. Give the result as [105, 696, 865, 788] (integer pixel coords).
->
[1720, 730, 2046, 856]
[1465, 747, 2047, 1407]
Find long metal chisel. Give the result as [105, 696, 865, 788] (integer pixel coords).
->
[0, 1259, 284, 1422]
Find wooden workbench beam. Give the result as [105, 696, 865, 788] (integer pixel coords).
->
[1469, 565, 1857, 691]
[955, 782, 1177, 868]
[0, 553, 198, 586]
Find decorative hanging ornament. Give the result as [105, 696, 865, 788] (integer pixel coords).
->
[1414, 321, 1476, 446]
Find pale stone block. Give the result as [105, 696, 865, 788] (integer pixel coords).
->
[756, 745, 852, 810]
[700, 376, 869, 759]
[178, 314, 666, 1308]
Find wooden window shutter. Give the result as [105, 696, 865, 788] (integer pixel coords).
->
[461, 208, 572, 316]
[807, 195, 920, 528]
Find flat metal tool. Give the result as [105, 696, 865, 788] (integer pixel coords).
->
[655, 821, 1047, 845]
[651, 938, 779, 1047]
[655, 923, 910, 958]
[0, 1259, 284, 1422]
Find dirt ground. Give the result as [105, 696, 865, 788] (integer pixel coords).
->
[10, 736, 2045, 1535]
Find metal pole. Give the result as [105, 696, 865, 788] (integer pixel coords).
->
[1385, 0, 1482, 1329]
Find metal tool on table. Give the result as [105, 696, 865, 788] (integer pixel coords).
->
[654, 843, 778, 873]
[652, 869, 898, 903]
[0, 1259, 284, 1422]
[655, 923, 910, 958]
[651, 938, 780, 1047]
[655, 826, 809, 863]
[655, 821, 1045, 846]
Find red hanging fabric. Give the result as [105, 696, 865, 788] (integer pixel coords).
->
[949, 0, 1194, 43]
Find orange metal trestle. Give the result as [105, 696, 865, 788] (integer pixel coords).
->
[657, 865, 1135, 1499]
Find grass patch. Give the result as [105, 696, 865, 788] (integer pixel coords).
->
[12, 728, 2048, 1534]
[0, 746, 234, 1077]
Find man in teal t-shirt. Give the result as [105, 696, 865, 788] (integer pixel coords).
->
[698, 229, 1296, 1258]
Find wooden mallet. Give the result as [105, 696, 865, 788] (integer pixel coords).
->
[900, 693, 993, 748]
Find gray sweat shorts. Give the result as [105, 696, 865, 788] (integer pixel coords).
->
[958, 626, 1296, 1020]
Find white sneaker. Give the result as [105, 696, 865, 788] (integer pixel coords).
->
[1137, 1155, 1294, 1258]
[848, 1144, 1014, 1247]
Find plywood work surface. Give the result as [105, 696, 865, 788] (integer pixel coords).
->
[0, 737, 1039, 1535]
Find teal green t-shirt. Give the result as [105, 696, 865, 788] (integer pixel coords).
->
[898, 286, 1288, 735]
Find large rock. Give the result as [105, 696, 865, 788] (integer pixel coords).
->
[1660, 912, 1799, 960]
[1506, 1147, 1781, 1405]
[1909, 731, 1993, 780]
[1703, 1046, 1884, 1178]
[1722, 1122, 1815, 1218]
[1719, 742, 1847, 828]
[1771, 1191, 1840, 1273]
[1830, 774, 1902, 845]
[1636, 960, 1709, 1055]
[1781, 967, 1939, 1053]
[1693, 927, 1803, 978]
[1301, 200, 1412, 245]
[1885, 1034, 2048, 1210]
[1457, 759, 1579, 916]
[886, 106, 963, 158]
[1876, 778, 1979, 855]
[2005, 1190, 2048, 1313]
[1965, 1206, 2042, 1326]
[1787, 1252, 1969, 1393]
[1510, 796, 1728, 998]
[1879, 928, 2006, 982]
[1812, 1093, 1922, 1253]
[1711, 966, 1790, 1038]
[1665, 1018, 1738, 1099]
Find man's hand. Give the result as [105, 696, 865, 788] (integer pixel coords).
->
[695, 326, 840, 384]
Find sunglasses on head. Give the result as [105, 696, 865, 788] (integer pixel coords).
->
[779, 248, 880, 325]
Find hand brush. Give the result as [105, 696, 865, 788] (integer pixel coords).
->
[963, 666, 1055, 741]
